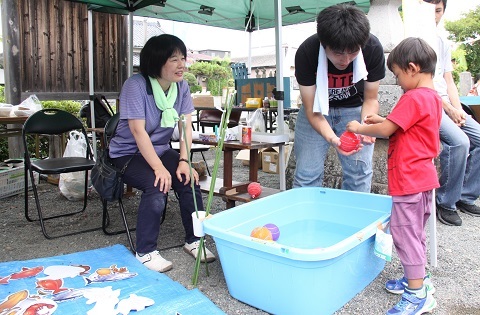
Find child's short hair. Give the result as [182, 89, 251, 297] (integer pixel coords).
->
[387, 37, 437, 75]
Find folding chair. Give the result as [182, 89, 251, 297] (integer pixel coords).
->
[100, 113, 168, 252]
[22, 109, 97, 239]
[198, 110, 241, 133]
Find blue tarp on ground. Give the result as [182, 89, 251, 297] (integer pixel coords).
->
[0, 244, 225, 315]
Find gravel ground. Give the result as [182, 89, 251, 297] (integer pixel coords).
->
[1, 149, 480, 315]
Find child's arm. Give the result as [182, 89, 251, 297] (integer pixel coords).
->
[346, 114, 399, 138]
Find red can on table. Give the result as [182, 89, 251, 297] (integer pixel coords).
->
[241, 126, 252, 144]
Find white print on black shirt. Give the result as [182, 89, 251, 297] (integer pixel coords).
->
[329, 85, 359, 101]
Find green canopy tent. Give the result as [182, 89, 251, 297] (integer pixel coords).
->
[66, 0, 370, 31]
[64, 0, 371, 190]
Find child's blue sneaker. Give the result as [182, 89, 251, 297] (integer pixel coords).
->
[386, 288, 437, 315]
[385, 273, 436, 295]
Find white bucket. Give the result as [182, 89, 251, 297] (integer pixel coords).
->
[192, 211, 207, 237]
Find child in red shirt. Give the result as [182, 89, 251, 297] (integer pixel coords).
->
[346, 37, 442, 315]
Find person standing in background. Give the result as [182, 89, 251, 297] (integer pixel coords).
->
[468, 74, 480, 96]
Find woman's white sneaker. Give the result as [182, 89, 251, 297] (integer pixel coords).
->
[183, 240, 216, 263]
[136, 250, 173, 272]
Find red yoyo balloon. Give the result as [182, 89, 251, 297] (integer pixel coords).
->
[247, 182, 262, 198]
[339, 131, 361, 152]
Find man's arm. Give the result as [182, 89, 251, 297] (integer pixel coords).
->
[298, 84, 337, 144]
[443, 71, 466, 126]
[360, 80, 381, 144]
[298, 84, 360, 155]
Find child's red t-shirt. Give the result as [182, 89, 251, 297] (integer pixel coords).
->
[386, 87, 442, 196]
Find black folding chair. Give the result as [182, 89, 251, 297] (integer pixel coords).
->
[22, 109, 97, 239]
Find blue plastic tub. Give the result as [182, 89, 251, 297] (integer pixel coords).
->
[203, 187, 392, 315]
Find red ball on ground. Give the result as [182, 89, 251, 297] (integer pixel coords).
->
[339, 131, 361, 152]
[247, 182, 262, 198]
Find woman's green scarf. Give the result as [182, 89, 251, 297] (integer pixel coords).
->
[149, 76, 179, 128]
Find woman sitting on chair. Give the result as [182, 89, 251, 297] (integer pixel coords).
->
[109, 34, 215, 272]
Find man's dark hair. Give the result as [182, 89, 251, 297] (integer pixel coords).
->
[316, 4, 370, 52]
[387, 37, 437, 75]
[423, 0, 447, 10]
[140, 34, 187, 78]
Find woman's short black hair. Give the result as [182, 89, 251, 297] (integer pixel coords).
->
[140, 34, 187, 78]
[316, 4, 370, 52]
[387, 37, 437, 75]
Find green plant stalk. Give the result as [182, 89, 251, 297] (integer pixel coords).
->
[204, 91, 235, 215]
[179, 115, 199, 219]
[191, 88, 236, 286]
[179, 115, 209, 284]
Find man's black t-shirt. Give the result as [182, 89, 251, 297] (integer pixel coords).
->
[295, 33, 385, 108]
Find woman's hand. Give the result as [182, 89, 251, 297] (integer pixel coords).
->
[176, 160, 199, 186]
[153, 166, 172, 194]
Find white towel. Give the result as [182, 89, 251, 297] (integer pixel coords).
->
[313, 45, 369, 115]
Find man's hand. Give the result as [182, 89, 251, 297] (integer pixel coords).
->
[446, 106, 467, 127]
[331, 135, 363, 156]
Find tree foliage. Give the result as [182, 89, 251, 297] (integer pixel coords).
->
[451, 48, 468, 83]
[0, 86, 5, 103]
[188, 58, 233, 96]
[445, 6, 480, 77]
[183, 72, 202, 93]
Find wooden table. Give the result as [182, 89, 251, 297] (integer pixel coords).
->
[193, 139, 285, 208]
[0, 116, 28, 138]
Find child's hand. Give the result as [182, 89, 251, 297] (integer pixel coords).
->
[363, 114, 384, 124]
[347, 119, 376, 145]
[346, 120, 361, 133]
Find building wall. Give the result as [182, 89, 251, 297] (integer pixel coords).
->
[16, 0, 128, 99]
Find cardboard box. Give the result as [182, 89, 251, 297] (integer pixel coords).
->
[192, 95, 215, 107]
[235, 149, 263, 169]
[261, 144, 291, 174]
[0, 166, 39, 199]
[245, 98, 262, 108]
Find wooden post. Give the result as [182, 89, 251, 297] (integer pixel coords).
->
[2, 0, 23, 158]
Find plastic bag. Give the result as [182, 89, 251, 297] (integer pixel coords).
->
[374, 221, 393, 261]
[59, 131, 90, 201]
[247, 108, 265, 133]
[19, 95, 43, 112]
